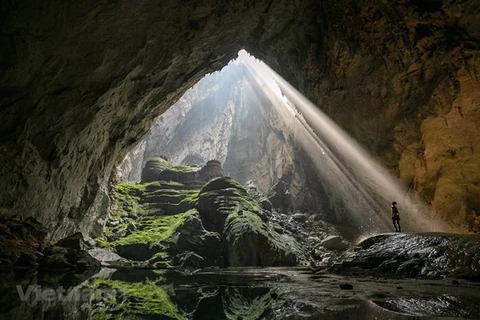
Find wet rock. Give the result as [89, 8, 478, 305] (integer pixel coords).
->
[40, 233, 100, 270]
[115, 243, 159, 261]
[336, 233, 480, 279]
[175, 251, 205, 268]
[168, 214, 222, 264]
[319, 235, 350, 251]
[89, 248, 123, 265]
[397, 258, 425, 275]
[54, 232, 90, 250]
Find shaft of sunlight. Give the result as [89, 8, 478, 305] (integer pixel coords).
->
[238, 50, 448, 240]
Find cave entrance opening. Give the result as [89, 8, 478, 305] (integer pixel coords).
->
[116, 50, 438, 241]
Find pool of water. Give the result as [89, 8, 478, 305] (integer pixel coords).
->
[1, 267, 479, 319]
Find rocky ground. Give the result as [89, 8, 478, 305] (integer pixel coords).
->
[94, 157, 347, 269]
[2, 158, 480, 319]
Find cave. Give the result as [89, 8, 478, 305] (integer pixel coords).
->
[1, 1, 480, 319]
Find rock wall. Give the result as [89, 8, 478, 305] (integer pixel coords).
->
[121, 61, 331, 214]
[299, 1, 480, 231]
[1, 0, 479, 238]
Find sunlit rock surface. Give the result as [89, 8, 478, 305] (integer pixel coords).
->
[334, 233, 480, 280]
[0, 0, 479, 238]
[120, 61, 332, 216]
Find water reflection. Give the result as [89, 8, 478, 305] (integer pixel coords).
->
[1, 268, 479, 319]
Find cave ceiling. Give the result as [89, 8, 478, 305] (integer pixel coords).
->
[0, 0, 479, 238]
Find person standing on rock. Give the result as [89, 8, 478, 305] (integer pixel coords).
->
[391, 201, 401, 232]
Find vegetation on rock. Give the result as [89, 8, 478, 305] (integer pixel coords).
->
[90, 277, 182, 320]
[99, 160, 309, 268]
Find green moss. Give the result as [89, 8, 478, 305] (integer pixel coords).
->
[224, 289, 278, 320]
[225, 211, 266, 239]
[90, 278, 184, 320]
[114, 182, 150, 217]
[146, 156, 195, 174]
[97, 177, 201, 248]
[114, 209, 196, 247]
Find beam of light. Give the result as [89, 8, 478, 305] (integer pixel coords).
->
[237, 50, 452, 240]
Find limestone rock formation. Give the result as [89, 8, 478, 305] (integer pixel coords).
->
[199, 160, 225, 182]
[0, 1, 479, 238]
[0, 216, 48, 267]
[40, 232, 101, 270]
[99, 159, 313, 267]
[197, 177, 300, 266]
[120, 61, 331, 217]
[140, 157, 172, 183]
[333, 233, 480, 280]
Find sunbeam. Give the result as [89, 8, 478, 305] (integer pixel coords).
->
[238, 50, 451, 239]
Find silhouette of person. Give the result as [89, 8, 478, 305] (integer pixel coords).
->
[391, 201, 401, 232]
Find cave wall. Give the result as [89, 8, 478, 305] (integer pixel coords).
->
[121, 61, 331, 216]
[296, 0, 480, 231]
[1, 0, 479, 238]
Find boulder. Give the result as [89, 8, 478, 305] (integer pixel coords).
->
[224, 212, 298, 267]
[318, 235, 350, 251]
[168, 214, 222, 264]
[199, 160, 225, 182]
[197, 177, 301, 267]
[197, 177, 248, 233]
[174, 251, 205, 268]
[140, 156, 171, 183]
[40, 233, 101, 269]
[259, 198, 272, 212]
[115, 243, 160, 261]
[54, 232, 90, 250]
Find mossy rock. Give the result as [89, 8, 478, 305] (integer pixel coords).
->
[224, 212, 297, 267]
[140, 157, 172, 183]
[200, 176, 248, 194]
[197, 177, 267, 234]
[197, 177, 298, 267]
[141, 156, 201, 183]
[90, 278, 183, 320]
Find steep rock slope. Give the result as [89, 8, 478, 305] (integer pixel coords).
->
[120, 61, 330, 214]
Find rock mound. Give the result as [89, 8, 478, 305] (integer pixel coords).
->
[40, 232, 100, 270]
[200, 160, 225, 182]
[197, 177, 299, 267]
[140, 157, 171, 183]
[334, 233, 480, 280]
